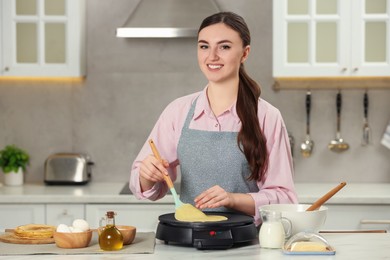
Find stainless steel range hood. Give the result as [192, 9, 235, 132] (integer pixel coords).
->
[116, 0, 220, 38]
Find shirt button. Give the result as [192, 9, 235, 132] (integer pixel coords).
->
[215, 123, 219, 127]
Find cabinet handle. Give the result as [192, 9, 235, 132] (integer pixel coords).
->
[4, 67, 9, 72]
[62, 209, 68, 215]
[361, 219, 390, 224]
[353, 67, 359, 72]
[341, 67, 347, 72]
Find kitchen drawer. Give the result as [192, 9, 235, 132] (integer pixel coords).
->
[0, 204, 45, 229]
[323, 204, 390, 231]
[46, 204, 85, 226]
[86, 204, 173, 232]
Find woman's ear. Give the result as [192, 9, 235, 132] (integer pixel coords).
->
[241, 45, 250, 63]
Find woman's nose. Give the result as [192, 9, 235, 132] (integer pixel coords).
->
[209, 47, 219, 60]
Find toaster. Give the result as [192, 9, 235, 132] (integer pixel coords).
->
[44, 153, 94, 185]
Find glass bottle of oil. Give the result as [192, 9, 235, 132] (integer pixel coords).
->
[98, 211, 123, 251]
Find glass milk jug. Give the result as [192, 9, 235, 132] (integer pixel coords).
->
[98, 211, 123, 251]
[259, 209, 292, 249]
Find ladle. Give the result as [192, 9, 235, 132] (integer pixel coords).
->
[149, 139, 184, 209]
[306, 182, 347, 211]
[300, 91, 314, 157]
[328, 92, 349, 152]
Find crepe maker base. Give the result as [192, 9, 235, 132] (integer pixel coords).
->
[156, 212, 258, 249]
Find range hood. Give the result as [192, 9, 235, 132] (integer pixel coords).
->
[116, 0, 220, 38]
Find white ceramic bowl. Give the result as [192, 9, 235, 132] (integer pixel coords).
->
[259, 204, 328, 235]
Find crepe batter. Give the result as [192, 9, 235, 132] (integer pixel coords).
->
[175, 204, 227, 222]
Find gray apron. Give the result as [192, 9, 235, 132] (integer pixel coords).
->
[177, 97, 259, 212]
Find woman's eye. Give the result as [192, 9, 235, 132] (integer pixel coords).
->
[199, 45, 208, 49]
[220, 45, 231, 50]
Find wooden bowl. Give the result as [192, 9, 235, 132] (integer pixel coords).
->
[116, 225, 136, 245]
[53, 230, 92, 248]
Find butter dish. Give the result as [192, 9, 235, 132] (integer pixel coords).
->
[283, 232, 335, 255]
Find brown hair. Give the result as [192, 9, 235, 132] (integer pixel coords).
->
[198, 12, 268, 181]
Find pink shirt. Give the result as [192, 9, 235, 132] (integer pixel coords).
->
[130, 87, 298, 225]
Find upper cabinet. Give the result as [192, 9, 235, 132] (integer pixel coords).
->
[273, 0, 390, 89]
[1, 0, 86, 78]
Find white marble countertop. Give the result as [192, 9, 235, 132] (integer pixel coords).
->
[1, 182, 390, 204]
[1, 182, 390, 259]
[0, 233, 390, 259]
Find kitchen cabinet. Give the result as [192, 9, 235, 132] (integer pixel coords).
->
[323, 204, 390, 231]
[85, 204, 173, 232]
[46, 204, 85, 226]
[0, 0, 86, 77]
[0, 204, 45, 229]
[273, 0, 390, 88]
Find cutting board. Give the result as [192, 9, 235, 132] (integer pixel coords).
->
[0, 232, 54, 244]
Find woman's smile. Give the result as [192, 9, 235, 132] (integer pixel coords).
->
[207, 64, 223, 70]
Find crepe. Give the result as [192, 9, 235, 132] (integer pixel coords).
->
[175, 204, 227, 222]
[14, 224, 56, 239]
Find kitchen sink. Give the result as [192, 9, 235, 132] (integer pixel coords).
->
[119, 182, 181, 194]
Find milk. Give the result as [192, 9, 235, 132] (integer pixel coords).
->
[259, 209, 292, 249]
[259, 221, 286, 249]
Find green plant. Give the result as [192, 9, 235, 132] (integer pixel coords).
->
[0, 145, 30, 173]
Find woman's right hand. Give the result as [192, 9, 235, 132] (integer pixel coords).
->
[139, 154, 169, 192]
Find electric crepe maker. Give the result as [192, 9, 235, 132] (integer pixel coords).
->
[156, 212, 258, 249]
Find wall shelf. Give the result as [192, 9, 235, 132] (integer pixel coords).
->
[273, 77, 390, 91]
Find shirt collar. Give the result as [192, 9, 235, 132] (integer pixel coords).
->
[193, 86, 240, 123]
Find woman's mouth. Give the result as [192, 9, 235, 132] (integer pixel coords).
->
[208, 64, 223, 70]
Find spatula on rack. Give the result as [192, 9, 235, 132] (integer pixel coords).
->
[148, 139, 184, 209]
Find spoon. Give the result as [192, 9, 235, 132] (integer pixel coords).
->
[328, 92, 349, 152]
[362, 91, 371, 146]
[300, 91, 314, 157]
[149, 139, 184, 209]
[306, 182, 347, 211]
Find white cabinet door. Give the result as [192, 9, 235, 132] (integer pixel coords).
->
[273, 0, 390, 77]
[323, 204, 390, 231]
[86, 204, 174, 232]
[46, 204, 85, 226]
[1, 0, 86, 77]
[350, 0, 390, 76]
[0, 204, 45, 230]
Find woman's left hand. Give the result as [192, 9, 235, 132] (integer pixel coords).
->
[194, 185, 234, 210]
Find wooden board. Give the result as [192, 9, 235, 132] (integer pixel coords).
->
[0, 232, 54, 244]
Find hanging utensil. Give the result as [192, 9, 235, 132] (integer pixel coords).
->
[306, 182, 346, 211]
[362, 91, 371, 146]
[300, 91, 314, 157]
[328, 91, 349, 152]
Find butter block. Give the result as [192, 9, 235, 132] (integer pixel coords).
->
[290, 241, 328, 252]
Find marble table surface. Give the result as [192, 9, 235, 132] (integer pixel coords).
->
[0, 233, 389, 260]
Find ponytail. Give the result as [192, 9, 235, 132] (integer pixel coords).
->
[236, 65, 268, 181]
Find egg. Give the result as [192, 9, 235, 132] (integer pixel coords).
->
[57, 224, 71, 233]
[71, 227, 84, 233]
[72, 219, 90, 232]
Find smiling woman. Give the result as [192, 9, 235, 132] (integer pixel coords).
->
[129, 12, 297, 227]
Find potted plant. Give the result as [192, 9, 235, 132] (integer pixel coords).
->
[0, 145, 30, 186]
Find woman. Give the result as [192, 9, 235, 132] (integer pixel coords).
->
[130, 12, 297, 226]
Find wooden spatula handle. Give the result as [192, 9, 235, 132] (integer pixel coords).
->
[306, 182, 346, 211]
[148, 139, 174, 189]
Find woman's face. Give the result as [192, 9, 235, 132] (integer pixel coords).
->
[197, 23, 250, 85]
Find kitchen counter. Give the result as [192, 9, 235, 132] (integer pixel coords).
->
[1, 182, 390, 205]
[0, 233, 390, 259]
[1, 182, 390, 259]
